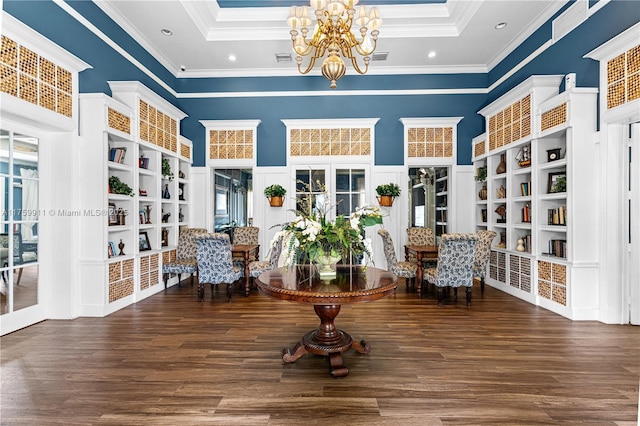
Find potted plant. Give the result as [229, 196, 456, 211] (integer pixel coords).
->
[376, 183, 401, 207]
[474, 166, 487, 182]
[264, 184, 286, 207]
[108, 176, 134, 197]
[161, 158, 174, 181]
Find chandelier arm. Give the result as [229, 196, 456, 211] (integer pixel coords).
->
[298, 56, 318, 75]
[350, 56, 369, 75]
[354, 39, 377, 56]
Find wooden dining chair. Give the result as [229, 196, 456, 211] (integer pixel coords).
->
[406, 227, 437, 267]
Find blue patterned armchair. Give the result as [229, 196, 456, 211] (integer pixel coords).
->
[195, 233, 244, 302]
[249, 232, 284, 281]
[423, 233, 478, 306]
[378, 229, 417, 289]
[474, 230, 497, 294]
[162, 227, 208, 289]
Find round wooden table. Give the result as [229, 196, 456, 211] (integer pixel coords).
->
[256, 265, 398, 377]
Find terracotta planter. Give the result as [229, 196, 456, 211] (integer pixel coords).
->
[377, 195, 394, 207]
[268, 195, 284, 207]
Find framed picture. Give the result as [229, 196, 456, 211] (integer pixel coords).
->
[547, 172, 567, 193]
[139, 231, 151, 251]
[108, 203, 118, 225]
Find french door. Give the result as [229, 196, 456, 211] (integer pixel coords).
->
[295, 165, 370, 264]
[1, 128, 41, 334]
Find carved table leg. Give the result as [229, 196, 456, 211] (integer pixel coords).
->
[329, 353, 349, 377]
[283, 341, 308, 363]
[351, 339, 371, 354]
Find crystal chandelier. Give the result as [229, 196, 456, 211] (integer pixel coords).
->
[287, 0, 382, 89]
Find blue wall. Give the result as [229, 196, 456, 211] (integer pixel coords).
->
[4, 0, 639, 167]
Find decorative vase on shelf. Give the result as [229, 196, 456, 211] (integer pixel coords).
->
[496, 153, 507, 174]
[478, 185, 488, 200]
[314, 254, 341, 279]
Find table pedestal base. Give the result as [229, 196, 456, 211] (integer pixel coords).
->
[281, 304, 371, 377]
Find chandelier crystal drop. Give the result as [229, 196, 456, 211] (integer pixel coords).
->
[287, 0, 382, 89]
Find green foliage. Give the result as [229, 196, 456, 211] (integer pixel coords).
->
[475, 166, 487, 182]
[109, 176, 134, 197]
[161, 158, 174, 181]
[375, 183, 401, 197]
[264, 184, 286, 198]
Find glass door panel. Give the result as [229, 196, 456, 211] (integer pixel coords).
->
[0, 130, 39, 316]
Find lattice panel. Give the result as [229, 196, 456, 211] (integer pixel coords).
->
[107, 107, 131, 135]
[138, 99, 178, 152]
[537, 260, 567, 306]
[289, 127, 371, 157]
[0, 35, 73, 117]
[209, 129, 254, 159]
[487, 95, 531, 152]
[139, 253, 160, 291]
[108, 259, 135, 303]
[474, 139, 485, 158]
[407, 127, 454, 158]
[162, 249, 177, 264]
[508, 254, 532, 293]
[540, 102, 567, 132]
[180, 142, 191, 160]
[488, 250, 506, 283]
[606, 44, 640, 109]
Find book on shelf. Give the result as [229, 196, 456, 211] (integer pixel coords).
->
[547, 206, 567, 225]
[108, 241, 117, 258]
[520, 181, 531, 196]
[138, 157, 150, 169]
[521, 204, 531, 223]
[547, 239, 567, 258]
[109, 147, 127, 164]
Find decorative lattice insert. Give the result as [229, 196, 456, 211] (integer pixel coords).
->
[138, 99, 177, 152]
[540, 102, 567, 132]
[139, 253, 160, 290]
[407, 127, 453, 158]
[488, 95, 531, 151]
[108, 259, 135, 303]
[209, 129, 254, 159]
[488, 250, 506, 283]
[180, 142, 191, 160]
[107, 107, 131, 135]
[163, 249, 177, 264]
[289, 127, 371, 157]
[537, 260, 567, 306]
[508, 254, 531, 293]
[607, 44, 640, 109]
[474, 139, 485, 158]
[0, 35, 73, 117]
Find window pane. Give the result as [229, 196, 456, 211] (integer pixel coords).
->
[335, 169, 349, 192]
[336, 193, 350, 217]
[351, 169, 365, 192]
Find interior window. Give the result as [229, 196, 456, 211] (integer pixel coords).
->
[213, 168, 253, 235]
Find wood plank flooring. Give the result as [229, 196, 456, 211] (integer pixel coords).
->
[1, 279, 639, 425]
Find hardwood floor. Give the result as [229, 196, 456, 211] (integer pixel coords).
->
[1, 279, 639, 425]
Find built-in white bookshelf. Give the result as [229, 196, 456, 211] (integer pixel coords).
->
[474, 75, 599, 320]
[77, 84, 189, 316]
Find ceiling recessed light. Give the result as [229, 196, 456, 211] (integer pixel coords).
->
[160, 28, 173, 36]
[228, 54, 237, 62]
[495, 22, 507, 30]
[427, 51, 436, 58]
